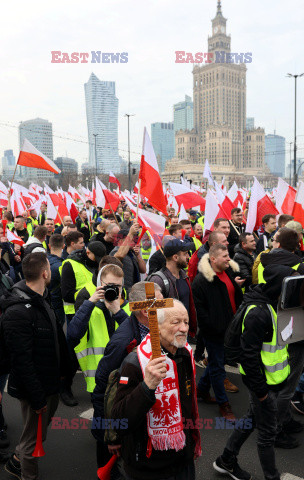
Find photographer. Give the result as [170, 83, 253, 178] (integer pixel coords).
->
[67, 264, 129, 393]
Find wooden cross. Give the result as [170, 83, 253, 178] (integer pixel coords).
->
[128, 282, 173, 359]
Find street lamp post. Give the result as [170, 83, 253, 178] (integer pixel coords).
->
[124, 114, 135, 192]
[93, 133, 98, 177]
[287, 73, 304, 187]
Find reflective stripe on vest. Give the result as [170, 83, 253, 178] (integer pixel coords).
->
[192, 237, 202, 251]
[240, 304, 289, 385]
[258, 262, 300, 284]
[74, 307, 119, 392]
[59, 260, 93, 315]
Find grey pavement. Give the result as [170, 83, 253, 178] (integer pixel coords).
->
[2, 368, 304, 480]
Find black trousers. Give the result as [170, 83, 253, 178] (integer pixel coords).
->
[223, 390, 280, 480]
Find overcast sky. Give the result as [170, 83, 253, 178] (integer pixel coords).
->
[1, 0, 304, 170]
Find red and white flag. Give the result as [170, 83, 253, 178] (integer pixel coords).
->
[214, 182, 234, 218]
[275, 177, 296, 215]
[109, 172, 121, 190]
[139, 128, 167, 215]
[99, 180, 120, 212]
[7, 229, 25, 246]
[246, 178, 279, 233]
[168, 182, 206, 211]
[203, 190, 227, 234]
[18, 139, 60, 174]
[292, 181, 304, 225]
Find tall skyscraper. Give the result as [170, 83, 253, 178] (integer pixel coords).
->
[265, 132, 285, 177]
[1, 149, 16, 179]
[84, 73, 120, 174]
[19, 118, 54, 180]
[151, 122, 174, 172]
[174, 95, 194, 133]
[162, 1, 269, 188]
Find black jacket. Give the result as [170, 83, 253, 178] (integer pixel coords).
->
[61, 249, 96, 304]
[260, 248, 304, 274]
[227, 223, 245, 257]
[111, 348, 197, 480]
[1, 280, 70, 410]
[239, 264, 295, 398]
[76, 218, 90, 244]
[91, 313, 142, 430]
[233, 245, 256, 289]
[192, 254, 243, 342]
[256, 231, 274, 255]
[148, 249, 166, 275]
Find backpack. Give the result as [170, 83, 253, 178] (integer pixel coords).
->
[0, 273, 14, 375]
[103, 348, 137, 445]
[224, 301, 269, 364]
[146, 270, 170, 297]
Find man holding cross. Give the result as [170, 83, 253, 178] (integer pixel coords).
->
[111, 293, 201, 480]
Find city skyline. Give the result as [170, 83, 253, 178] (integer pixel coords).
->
[0, 0, 303, 174]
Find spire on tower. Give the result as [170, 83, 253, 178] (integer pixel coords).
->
[217, 0, 222, 15]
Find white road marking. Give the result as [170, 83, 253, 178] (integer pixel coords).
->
[79, 408, 94, 421]
[281, 474, 304, 480]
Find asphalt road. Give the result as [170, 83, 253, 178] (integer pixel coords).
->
[2, 367, 304, 480]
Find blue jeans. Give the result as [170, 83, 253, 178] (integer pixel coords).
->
[197, 338, 228, 405]
[296, 372, 304, 394]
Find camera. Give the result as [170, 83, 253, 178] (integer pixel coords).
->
[104, 284, 120, 302]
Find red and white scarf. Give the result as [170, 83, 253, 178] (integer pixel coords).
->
[138, 334, 201, 457]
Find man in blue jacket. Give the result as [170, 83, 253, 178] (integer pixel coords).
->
[91, 281, 163, 470]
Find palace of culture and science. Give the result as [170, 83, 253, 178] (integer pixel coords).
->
[162, 1, 275, 188]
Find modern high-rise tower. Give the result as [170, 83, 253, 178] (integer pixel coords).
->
[84, 73, 120, 174]
[19, 118, 54, 179]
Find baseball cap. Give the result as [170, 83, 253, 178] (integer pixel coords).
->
[163, 238, 194, 258]
[189, 210, 197, 216]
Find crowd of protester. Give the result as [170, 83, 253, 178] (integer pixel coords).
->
[0, 198, 303, 480]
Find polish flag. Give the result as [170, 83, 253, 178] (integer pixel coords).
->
[109, 172, 121, 190]
[7, 229, 25, 246]
[139, 128, 167, 215]
[65, 193, 79, 224]
[292, 181, 304, 225]
[275, 178, 296, 215]
[99, 180, 120, 212]
[246, 178, 279, 233]
[179, 204, 189, 221]
[214, 182, 234, 218]
[203, 190, 227, 234]
[168, 182, 206, 211]
[133, 181, 139, 194]
[203, 160, 215, 187]
[18, 139, 60, 174]
[10, 187, 27, 216]
[0, 192, 8, 207]
[0, 181, 8, 195]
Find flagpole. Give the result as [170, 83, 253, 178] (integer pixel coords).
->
[136, 179, 141, 223]
[7, 162, 20, 211]
[108, 202, 120, 227]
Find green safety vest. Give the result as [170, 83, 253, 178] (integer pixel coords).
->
[258, 262, 300, 284]
[192, 237, 202, 251]
[141, 231, 152, 261]
[197, 216, 205, 229]
[74, 282, 130, 392]
[7, 222, 14, 231]
[27, 217, 38, 236]
[59, 260, 93, 315]
[240, 304, 289, 386]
